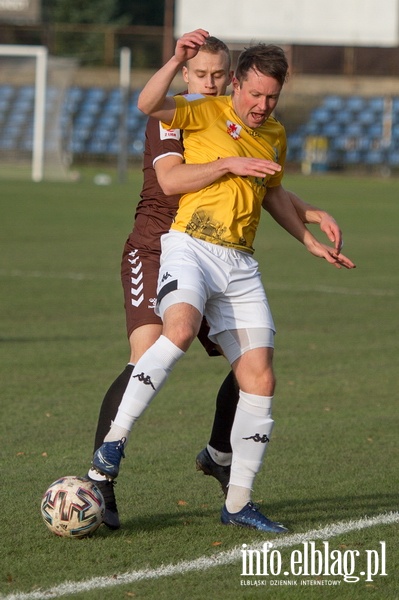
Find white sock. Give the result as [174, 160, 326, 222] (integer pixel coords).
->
[226, 392, 274, 511]
[207, 445, 232, 467]
[105, 335, 184, 440]
[87, 468, 107, 482]
[225, 484, 251, 513]
[104, 423, 129, 443]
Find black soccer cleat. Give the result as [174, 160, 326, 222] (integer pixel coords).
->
[94, 479, 121, 530]
[196, 447, 230, 497]
[85, 475, 121, 530]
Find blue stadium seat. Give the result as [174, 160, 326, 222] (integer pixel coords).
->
[391, 123, 399, 139]
[1, 123, 21, 137]
[367, 123, 383, 138]
[0, 98, 10, 113]
[302, 122, 321, 135]
[127, 113, 142, 128]
[345, 96, 366, 112]
[364, 149, 385, 164]
[85, 87, 106, 102]
[16, 85, 35, 100]
[367, 97, 384, 112]
[322, 95, 344, 111]
[107, 140, 120, 154]
[356, 136, 373, 151]
[21, 138, 33, 151]
[5, 111, 27, 127]
[69, 139, 85, 153]
[86, 139, 108, 154]
[12, 99, 32, 114]
[64, 87, 84, 112]
[91, 129, 114, 143]
[335, 109, 353, 125]
[388, 150, 399, 166]
[358, 110, 378, 126]
[0, 84, 14, 99]
[108, 88, 121, 101]
[344, 149, 363, 163]
[75, 113, 96, 128]
[101, 101, 121, 116]
[321, 122, 342, 137]
[0, 137, 18, 150]
[98, 114, 119, 129]
[344, 122, 364, 137]
[311, 107, 331, 124]
[72, 127, 92, 142]
[79, 99, 102, 116]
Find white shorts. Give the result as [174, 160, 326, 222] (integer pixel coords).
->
[156, 231, 275, 349]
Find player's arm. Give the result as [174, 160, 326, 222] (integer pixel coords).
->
[137, 29, 209, 124]
[156, 155, 282, 196]
[285, 188, 343, 253]
[262, 185, 356, 269]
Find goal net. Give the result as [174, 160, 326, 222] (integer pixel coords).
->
[0, 45, 77, 181]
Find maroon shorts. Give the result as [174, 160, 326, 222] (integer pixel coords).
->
[120, 235, 221, 357]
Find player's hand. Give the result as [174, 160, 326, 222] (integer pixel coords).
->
[305, 238, 356, 269]
[223, 156, 282, 177]
[319, 213, 343, 254]
[175, 29, 209, 63]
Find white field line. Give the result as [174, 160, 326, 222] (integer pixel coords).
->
[0, 268, 396, 297]
[2, 512, 398, 600]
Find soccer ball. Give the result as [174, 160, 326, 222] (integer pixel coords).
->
[40, 476, 105, 538]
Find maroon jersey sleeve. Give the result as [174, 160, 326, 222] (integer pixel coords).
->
[140, 116, 183, 210]
[130, 117, 184, 250]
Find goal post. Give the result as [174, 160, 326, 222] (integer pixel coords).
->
[0, 45, 76, 182]
[0, 45, 47, 182]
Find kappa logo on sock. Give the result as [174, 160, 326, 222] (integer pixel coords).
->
[133, 372, 156, 390]
[242, 433, 270, 443]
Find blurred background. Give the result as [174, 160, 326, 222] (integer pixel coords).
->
[0, 0, 398, 180]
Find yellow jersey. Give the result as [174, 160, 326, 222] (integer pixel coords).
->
[163, 93, 286, 254]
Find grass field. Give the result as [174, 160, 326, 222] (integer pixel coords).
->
[1, 171, 398, 599]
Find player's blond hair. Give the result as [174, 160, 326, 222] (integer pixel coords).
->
[187, 36, 231, 70]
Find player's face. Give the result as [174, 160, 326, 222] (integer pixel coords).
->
[182, 51, 232, 96]
[232, 68, 282, 129]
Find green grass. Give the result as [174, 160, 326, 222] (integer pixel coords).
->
[0, 172, 398, 599]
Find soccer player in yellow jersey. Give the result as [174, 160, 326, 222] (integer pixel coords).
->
[92, 30, 355, 532]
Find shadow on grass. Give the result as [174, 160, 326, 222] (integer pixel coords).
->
[265, 492, 399, 526]
[95, 492, 398, 536]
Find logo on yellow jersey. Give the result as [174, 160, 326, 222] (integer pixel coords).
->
[226, 120, 242, 140]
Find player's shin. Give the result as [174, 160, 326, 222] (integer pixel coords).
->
[105, 335, 185, 441]
[227, 391, 274, 513]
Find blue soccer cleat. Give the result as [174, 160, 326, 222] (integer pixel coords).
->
[92, 438, 126, 481]
[221, 502, 288, 533]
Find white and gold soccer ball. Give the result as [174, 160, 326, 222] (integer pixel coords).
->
[41, 476, 105, 538]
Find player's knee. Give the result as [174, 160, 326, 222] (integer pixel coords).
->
[163, 317, 199, 350]
[238, 366, 275, 396]
[254, 370, 275, 396]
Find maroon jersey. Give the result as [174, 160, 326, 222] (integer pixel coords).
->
[128, 116, 183, 253]
[120, 111, 221, 356]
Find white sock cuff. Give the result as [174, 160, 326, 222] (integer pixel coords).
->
[207, 445, 232, 467]
[156, 334, 185, 364]
[239, 392, 273, 417]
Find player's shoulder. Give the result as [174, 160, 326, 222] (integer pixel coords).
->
[268, 114, 285, 129]
[261, 115, 286, 136]
[176, 93, 228, 107]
